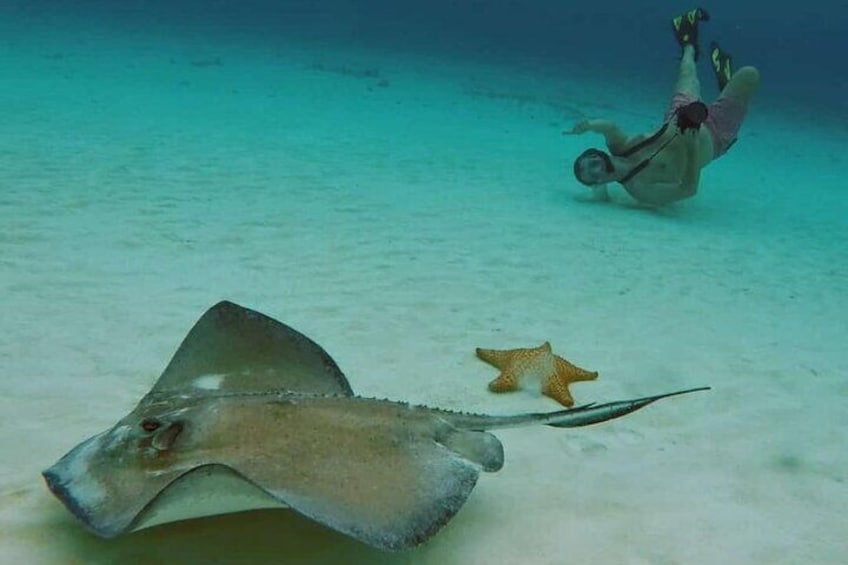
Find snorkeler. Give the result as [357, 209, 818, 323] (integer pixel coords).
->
[567, 8, 760, 206]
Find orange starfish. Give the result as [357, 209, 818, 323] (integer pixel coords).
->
[475, 342, 598, 406]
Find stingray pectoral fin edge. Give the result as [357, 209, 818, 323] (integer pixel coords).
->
[128, 464, 290, 534]
[119, 458, 479, 551]
[237, 450, 483, 550]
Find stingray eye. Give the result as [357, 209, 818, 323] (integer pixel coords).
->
[141, 419, 161, 433]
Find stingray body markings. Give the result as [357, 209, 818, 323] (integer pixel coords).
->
[43, 301, 708, 550]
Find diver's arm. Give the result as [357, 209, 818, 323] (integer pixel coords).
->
[567, 119, 629, 153]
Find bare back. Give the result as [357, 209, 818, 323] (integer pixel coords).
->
[611, 124, 715, 206]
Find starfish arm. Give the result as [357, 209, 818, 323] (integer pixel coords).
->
[475, 347, 516, 369]
[488, 370, 521, 392]
[541, 374, 576, 406]
[554, 355, 599, 382]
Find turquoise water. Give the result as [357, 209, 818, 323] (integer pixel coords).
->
[1, 2, 846, 564]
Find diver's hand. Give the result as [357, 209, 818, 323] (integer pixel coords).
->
[565, 119, 591, 135]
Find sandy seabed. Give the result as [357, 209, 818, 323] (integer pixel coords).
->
[1, 16, 846, 565]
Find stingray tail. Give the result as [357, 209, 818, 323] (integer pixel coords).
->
[449, 387, 710, 431]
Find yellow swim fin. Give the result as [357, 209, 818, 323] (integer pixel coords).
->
[672, 7, 710, 59]
[710, 41, 734, 91]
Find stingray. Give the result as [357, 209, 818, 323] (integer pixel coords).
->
[43, 301, 708, 550]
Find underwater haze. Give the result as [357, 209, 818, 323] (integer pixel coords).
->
[1, 1, 846, 564]
[8, 0, 847, 110]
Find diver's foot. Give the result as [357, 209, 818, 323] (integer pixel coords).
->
[710, 41, 734, 91]
[672, 7, 710, 60]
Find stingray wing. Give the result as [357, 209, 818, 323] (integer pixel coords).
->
[208, 399, 498, 550]
[149, 301, 352, 397]
[241, 437, 482, 550]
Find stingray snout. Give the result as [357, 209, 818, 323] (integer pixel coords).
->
[43, 461, 102, 535]
[42, 432, 121, 538]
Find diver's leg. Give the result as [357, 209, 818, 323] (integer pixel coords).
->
[665, 44, 702, 121]
[719, 66, 760, 104]
[705, 66, 760, 157]
[673, 45, 701, 99]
